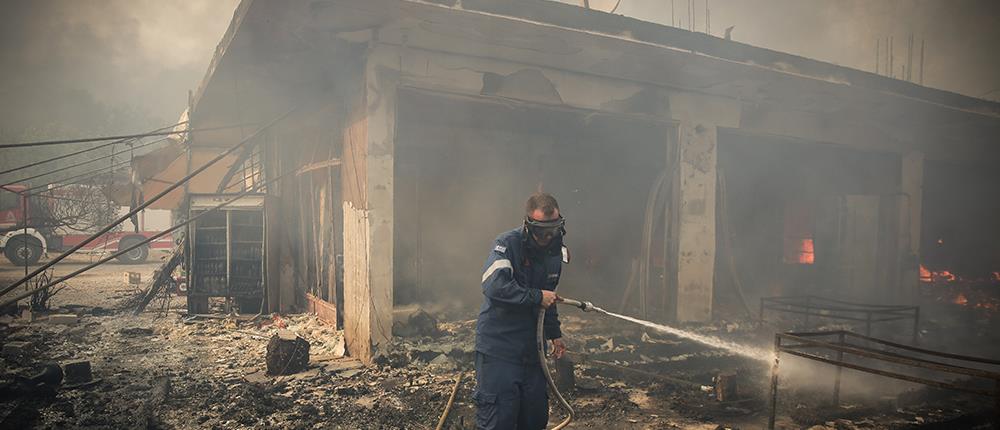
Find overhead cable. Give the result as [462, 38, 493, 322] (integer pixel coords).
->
[0, 107, 296, 299]
[0, 166, 295, 310]
[0, 122, 186, 176]
[17, 159, 132, 195]
[2, 137, 170, 187]
[0, 123, 247, 149]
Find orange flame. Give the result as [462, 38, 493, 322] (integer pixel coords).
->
[919, 265, 932, 282]
[919, 265, 956, 282]
[798, 239, 815, 265]
[953, 293, 968, 306]
[975, 302, 999, 311]
[938, 270, 956, 282]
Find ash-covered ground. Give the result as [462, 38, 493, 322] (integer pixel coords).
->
[1, 257, 997, 429]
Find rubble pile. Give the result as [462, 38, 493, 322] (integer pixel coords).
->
[0, 301, 759, 429]
[1, 257, 996, 429]
[777, 385, 997, 429]
[0, 309, 473, 429]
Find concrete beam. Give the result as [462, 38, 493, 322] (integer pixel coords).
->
[341, 48, 396, 364]
[673, 122, 717, 322]
[365, 42, 670, 120]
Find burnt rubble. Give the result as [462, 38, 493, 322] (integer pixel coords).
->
[2, 302, 998, 429]
[1, 268, 998, 429]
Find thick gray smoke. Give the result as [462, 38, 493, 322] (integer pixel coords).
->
[564, 0, 1000, 101]
[0, 0, 239, 139]
[0, 0, 239, 183]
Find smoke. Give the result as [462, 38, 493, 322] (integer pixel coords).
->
[0, 0, 239, 138]
[565, 0, 1000, 101]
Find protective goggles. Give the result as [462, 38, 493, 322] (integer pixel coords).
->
[524, 215, 566, 241]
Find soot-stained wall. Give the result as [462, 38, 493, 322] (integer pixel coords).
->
[393, 90, 670, 312]
[922, 161, 1000, 279]
[716, 131, 902, 308]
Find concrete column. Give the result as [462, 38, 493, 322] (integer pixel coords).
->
[674, 122, 717, 322]
[341, 53, 395, 364]
[898, 151, 923, 302]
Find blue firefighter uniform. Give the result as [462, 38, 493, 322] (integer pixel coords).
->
[474, 227, 563, 430]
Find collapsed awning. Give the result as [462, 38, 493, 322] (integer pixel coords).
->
[132, 146, 239, 210]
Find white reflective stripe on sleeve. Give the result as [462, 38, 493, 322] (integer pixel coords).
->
[481, 259, 513, 284]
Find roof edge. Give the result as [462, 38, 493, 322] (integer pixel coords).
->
[190, 0, 255, 118]
[435, 0, 1000, 118]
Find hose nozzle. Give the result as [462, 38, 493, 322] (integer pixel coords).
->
[557, 297, 599, 312]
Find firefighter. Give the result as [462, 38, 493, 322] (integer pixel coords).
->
[474, 192, 568, 430]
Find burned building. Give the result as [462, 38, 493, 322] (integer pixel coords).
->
[158, 0, 1000, 364]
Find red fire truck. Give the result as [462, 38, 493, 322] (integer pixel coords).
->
[0, 185, 173, 266]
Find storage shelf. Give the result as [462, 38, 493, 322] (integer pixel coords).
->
[187, 197, 265, 306]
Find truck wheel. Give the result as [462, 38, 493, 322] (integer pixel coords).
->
[116, 236, 149, 264]
[4, 235, 43, 266]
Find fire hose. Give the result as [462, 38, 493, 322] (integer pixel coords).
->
[538, 297, 603, 430]
[435, 297, 602, 430]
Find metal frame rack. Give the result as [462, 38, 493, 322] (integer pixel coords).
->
[767, 330, 1000, 429]
[760, 295, 920, 343]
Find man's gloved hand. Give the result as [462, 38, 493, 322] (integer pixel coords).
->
[550, 338, 566, 359]
[540, 290, 557, 308]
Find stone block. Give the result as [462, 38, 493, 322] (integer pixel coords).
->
[2, 341, 31, 357]
[123, 272, 141, 285]
[266, 330, 310, 375]
[63, 360, 92, 384]
[47, 314, 79, 325]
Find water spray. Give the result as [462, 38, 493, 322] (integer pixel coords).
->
[556, 296, 771, 362]
[537, 296, 772, 429]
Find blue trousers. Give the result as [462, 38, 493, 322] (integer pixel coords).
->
[473, 352, 549, 430]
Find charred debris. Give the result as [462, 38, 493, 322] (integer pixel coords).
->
[2, 1, 1000, 429]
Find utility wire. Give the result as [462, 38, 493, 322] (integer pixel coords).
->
[2, 137, 170, 187]
[34, 167, 130, 196]
[0, 108, 296, 299]
[0, 123, 247, 149]
[17, 159, 132, 195]
[23, 193, 94, 204]
[0, 122, 186, 177]
[0, 166, 296, 310]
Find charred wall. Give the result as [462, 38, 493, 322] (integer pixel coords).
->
[716, 131, 904, 309]
[393, 89, 671, 312]
[921, 160, 1000, 279]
